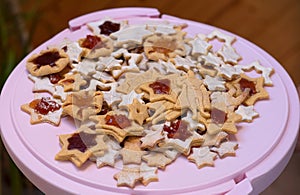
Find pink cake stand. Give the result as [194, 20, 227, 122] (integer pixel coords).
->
[1, 8, 299, 195]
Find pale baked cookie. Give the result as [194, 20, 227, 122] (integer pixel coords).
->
[217, 44, 241, 65]
[210, 141, 238, 158]
[145, 21, 178, 35]
[111, 51, 142, 79]
[207, 29, 236, 46]
[110, 25, 153, 48]
[96, 148, 119, 168]
[147, 60, 183, 75]
[235, 105, 259, 122]
[237, 61, 274, 86]
[189, 33, 212, 56]
[113, 165, 141, 188]
[202, 131, 228, 147]
[28, 74, 56, 94]
[188, 146, 217, 168]
[142, 152, 173, 170]
[140, 126, 165, 149]
[139, 162, 159, 186]
[57, 38, 83, 63]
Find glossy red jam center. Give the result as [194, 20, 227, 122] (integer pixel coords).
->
[211, 108, 227, 124]
[239, 78, 257, 95]
[98, 101, 111, 115]
[29, 97, 61, 115]
[149, 79, 171, 94]
[67, 132, 97, 153]
[163, 120, 192, 141]
[33, 51, 61, 67]
[99, 21, 120, 36]
[105, 114, 131, 129]
[48, 73, 62, 84]
[81, 35, 102, 49]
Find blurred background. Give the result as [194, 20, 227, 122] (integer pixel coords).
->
[0, 0, 299, 194]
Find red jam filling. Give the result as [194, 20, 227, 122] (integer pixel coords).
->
[239, 78, 257, 95]
[67, 132, 97, 153]
[29, 97, 61, 115]
[211, 108, 227, 124]
[62, 46, 68, 52]
[149, 79, 171, 94]
[105, 114, 131, 129]
[98, 101, 111, 115]
[99, 21, 120, 36]
[81, 35, 102, 49]
[48, 73, 62, 84]
[163, 120, 192, 141]
[33, 51, 61, 68]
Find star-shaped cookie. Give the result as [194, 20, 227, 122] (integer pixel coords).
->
[235, 105, 259, 122]
[55, 129, 107, 167]
[21, 97, 63, 126]
[210, 141, 238, 158]
[188, 146, 217, 168]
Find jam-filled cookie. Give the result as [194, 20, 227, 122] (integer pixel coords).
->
[26, 48, 70, 76]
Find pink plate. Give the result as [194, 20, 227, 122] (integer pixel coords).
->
[1, 8, 299, 195]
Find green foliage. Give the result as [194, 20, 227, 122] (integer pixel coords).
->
[0, 0, 41, 91]
[0, 0, 42, 194]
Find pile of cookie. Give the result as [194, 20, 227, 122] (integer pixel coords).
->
[21, 18, 273, 188]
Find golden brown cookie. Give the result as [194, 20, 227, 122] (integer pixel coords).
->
[230, 74, 269, 106]
[78, 35, 113, 59]
[127, 98, 149, 125]
[58, 73, 87, 92]
[55, 127, 107, 167]
[143, 34, 186, 61]
[26, 48, 70, 77]
[63, 90, 103, 121]
[90, 111, 144, 142]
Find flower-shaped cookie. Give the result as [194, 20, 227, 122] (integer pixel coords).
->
[26, 47, 70, 77]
